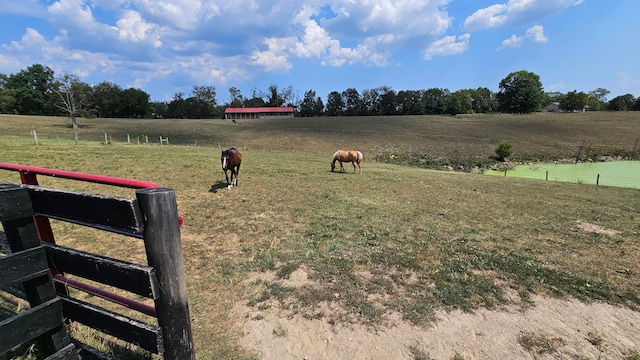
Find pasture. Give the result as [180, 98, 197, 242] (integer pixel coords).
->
[1, 113, 640, 359]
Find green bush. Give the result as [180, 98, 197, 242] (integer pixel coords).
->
[495, 140, 512, 161]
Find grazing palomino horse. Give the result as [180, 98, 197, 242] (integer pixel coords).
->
[221, 148, 242, 186]
[331, 150, 363, 174]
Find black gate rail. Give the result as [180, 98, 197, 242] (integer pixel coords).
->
[0, 163, 194, 360]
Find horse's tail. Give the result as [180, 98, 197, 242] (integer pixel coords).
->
[356, 151, 363, 163]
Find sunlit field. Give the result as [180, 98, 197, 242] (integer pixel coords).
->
[1, 113, 640, 358]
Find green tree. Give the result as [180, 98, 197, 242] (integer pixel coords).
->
[119, 88, 150, 118]
[589, 88, 610, 103]
[422, 88, 449, 115]
[396, 90, 424, 115]
[360, 88, 382, 115]
[544, 91, 564, 105]
[325, 91, 344, 116]
[380, 88, 398, 115]
[469, 87, 496, 113]
[91, 81, 124, 118]
[299, 89, 321, 117]
[0, 73, 17, 113]
[167, 92, 186, 118]
[497, 70, 544, 113]
[342, 88, 361, 116]
[150, 101, 169, 118]
[243, 87, 266, 108]
[227, 87, 243, 108]
[190, 85, 218, 118]
[608, 94, 636, 111]
[5, 64, 56, 115]
[560, 90, 589, 112]
[446, 90, 472, 115]
[265, 84, 293, 107]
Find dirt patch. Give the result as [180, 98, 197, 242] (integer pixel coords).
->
[236, 294, 640, 359]
[575, 220, 620, 236]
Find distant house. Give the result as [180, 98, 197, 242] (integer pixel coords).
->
[543, 102, 561, 112]
[224, 107, 295, 120]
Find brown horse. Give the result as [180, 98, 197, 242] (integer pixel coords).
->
[221, 148, 242, 186]
[331, 150, 363, 174]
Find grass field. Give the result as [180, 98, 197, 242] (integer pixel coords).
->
[1, 113, 640, 359]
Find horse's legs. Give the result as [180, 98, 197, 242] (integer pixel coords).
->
[223, 169, 230, 185]
[352, 161, 357, 173]
[339, 161, 345, 172]
[234, 164, 240, 186]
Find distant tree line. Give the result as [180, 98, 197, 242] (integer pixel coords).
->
[1, 64, 639, 121]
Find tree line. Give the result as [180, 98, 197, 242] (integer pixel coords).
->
[1, 64, 639, 121]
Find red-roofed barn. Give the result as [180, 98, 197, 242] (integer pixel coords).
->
[224, 107, 294, 120]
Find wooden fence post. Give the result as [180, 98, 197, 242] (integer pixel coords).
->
[135, 188, 195, 360]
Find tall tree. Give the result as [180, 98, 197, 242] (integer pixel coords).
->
[0, 73, 17, 113]
[5, 64, 56, 115]
[313, 95, 325, 116]
[265, 84, 293, 107]
[469, 87, 495, 113]
[560, 90, 589, 112]
[380, 88, 399, 115]
[497, 70, 544, 113]
[396, 90, 424, 115]
[120, 88, 150, 118]
[298, 89, 319, 117]
[167, 92, 186, 118]
[587, 88, 610, 111]
[244, 87, 266, 108]
[422, 88, 449, 115]
[589, 88, 610, 103]
[91, 81, 124, 118]
[360, 88, 381, 115]
[150, 101, 169, 118]
[228, 87, 243, 108]
[53, 73, 91, 143]
[342, 88, 361, 116]
[190, 85, 218, 118]
[325, 91, 344, 116]
[608, 94, 636, 111]
[446, 90, 472, 115]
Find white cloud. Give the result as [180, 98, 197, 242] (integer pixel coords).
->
[526, 25, 548, 42]
[464, 0, 584, 31]
[116, 10, 162, 47]
[424, 33, 471, 60]
[1, 27, 117, 79]
[133, 0, 205, 30]
[48, 0, 99, 30]
[250, 37, 295, 72]
[250, 5, 394, 72]
[498, 25, 547, 50]
[326, 0, 452, 37]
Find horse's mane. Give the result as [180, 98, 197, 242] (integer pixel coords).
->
[223, 148, 238, 157]
[331, 150, 341, 161]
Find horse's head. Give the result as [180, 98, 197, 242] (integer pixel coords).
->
[221, 150, 229, 170]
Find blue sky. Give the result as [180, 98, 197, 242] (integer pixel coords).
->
[0, 0, 637, 103]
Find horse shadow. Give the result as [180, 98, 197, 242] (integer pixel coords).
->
[209, 181, 229, 193]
